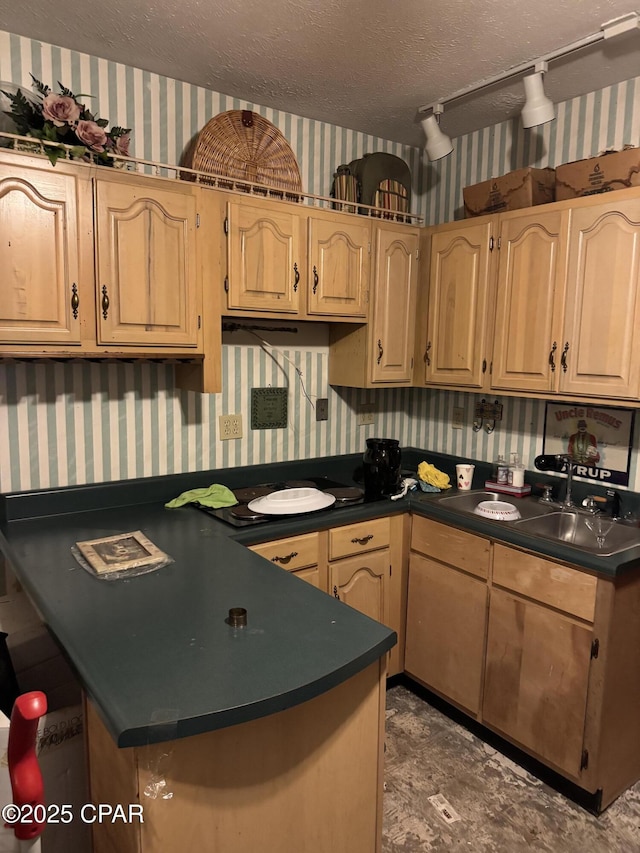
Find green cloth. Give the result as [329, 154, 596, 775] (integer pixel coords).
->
[165, 484, 238, 509]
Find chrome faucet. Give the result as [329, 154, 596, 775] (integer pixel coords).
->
[534, 454, 575, 509]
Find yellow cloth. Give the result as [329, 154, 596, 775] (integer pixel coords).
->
[417, 461, 452, 490]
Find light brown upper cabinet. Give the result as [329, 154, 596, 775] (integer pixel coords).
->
[224, 197, 302, 314]
[560, 196, 640, 399]
[0, 150, 207, 362]
[0, 154, 91, 348]
[491, 208, 569, 394]
[223, 196, 370, 321]
[491, 191, 640, 400]
[307, 209, 369, 318]
[94, 176, 200, 348]
[418, 218, 495, 389]
[328, 222, 420, 387]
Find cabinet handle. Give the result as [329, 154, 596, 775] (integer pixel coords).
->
[424, 341, 431, 366]
[293, 263, 299, 292]
[377, 340, 383, 364]
[101, 285, 110, 320]
[70, 283, 79, 320]
[561, 341, 569, 373]
[271, 551, 298, 565]
[351, 534, 373, 545]
[482, 358, 487, 374]
[549, 341, 557, 372]
[333, 585, 339, 599]
[313, 265, 319, 294]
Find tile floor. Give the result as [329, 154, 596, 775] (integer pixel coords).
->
[383, 684, 640, 852]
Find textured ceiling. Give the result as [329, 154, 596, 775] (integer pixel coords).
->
[2, 0, 640, 148]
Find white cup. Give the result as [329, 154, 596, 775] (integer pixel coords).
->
[456, 464, 475, 491]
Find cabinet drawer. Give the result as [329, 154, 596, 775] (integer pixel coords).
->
[411, 516, 490, 579]
[250, 533, 319, 572]
[329, 517, 390, 560]
[492, 544, 597, 622]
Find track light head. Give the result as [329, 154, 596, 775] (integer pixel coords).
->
[421, 110, 453, 161]
[521, 70, 555, 128]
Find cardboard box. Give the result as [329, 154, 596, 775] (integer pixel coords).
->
[463, 167, 556, 217]
[555, 147, 640, 200]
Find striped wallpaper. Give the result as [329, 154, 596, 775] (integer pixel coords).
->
[1, 31, 640, 493]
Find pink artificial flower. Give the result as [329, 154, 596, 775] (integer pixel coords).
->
[42, 93, 81, 127]
[75, 120, 108, 152]
[112, 133, 130, 157]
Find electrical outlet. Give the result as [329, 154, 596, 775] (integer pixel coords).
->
[219, 414, 243, 440]
[316, 398, 329, 421]
[452, 407, 464, 429]
[357, 404, 376, 426]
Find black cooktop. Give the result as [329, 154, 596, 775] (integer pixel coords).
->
[196, 476, 365, 528]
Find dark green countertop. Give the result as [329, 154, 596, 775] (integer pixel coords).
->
[1, 448, 638, 749]
[0, 471, 396, 748]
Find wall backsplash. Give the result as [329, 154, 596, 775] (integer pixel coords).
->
[1, 30, 640, 494]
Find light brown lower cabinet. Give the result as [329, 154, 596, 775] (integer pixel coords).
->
[248, 514, 408, 677]
[405, 515, 640, 810]
[87, 658, 388, 853]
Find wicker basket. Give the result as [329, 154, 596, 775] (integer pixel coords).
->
[183, 110, 302, 195]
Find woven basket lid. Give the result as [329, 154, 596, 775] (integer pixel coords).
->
[185, 109, 302, 193]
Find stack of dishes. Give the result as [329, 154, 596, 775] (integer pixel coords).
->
[473, 500, 521, 521]
[247, 488, 336, 516]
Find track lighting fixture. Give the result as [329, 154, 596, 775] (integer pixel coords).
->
[418, 11, 640, 160]
[420, 105, 453, 162]
[521, 63, 555, 128]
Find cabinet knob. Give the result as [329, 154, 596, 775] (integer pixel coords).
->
[313, 265, 319, 294]
[70, 283, 79, 320]
[101, 285, 110, 320]
[377, 340, 383, 364]
[561, 341, 569, 373]
[549, 341, 557, 372]
[271, 551, 298, 565]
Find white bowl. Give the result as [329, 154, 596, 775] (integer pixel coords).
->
[474, 500, 521, 521]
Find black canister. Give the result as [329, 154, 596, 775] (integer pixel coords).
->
[363, 438, 402, 500]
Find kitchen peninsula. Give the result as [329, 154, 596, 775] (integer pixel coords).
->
[0, 470, 396, 853]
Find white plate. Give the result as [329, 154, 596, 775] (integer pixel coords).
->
[474, 500, 521, 521]
[247, 487, 336, 516]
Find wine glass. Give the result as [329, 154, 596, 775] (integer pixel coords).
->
[584, 515, 615, 549]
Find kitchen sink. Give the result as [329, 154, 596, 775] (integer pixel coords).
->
[513, 511, 640, 556]
[436, 490, 556, 521]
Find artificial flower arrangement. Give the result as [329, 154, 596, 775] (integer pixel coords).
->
[2, 74, 131, 166]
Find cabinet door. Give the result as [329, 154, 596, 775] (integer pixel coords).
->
[491, 209, 568, 393]
[330, 549, 390, 626]
[95, 179, 199, 347]
[405, 552, 487, 716]
[560, 199, 640, 399]
[0, 164, 82, 345]
[307, 215, 369, 317]
[226, 199, 301, 313]
[483, 588, 593, 778]
[369, 225, 419, 383]
[425, 219, 493, 387]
